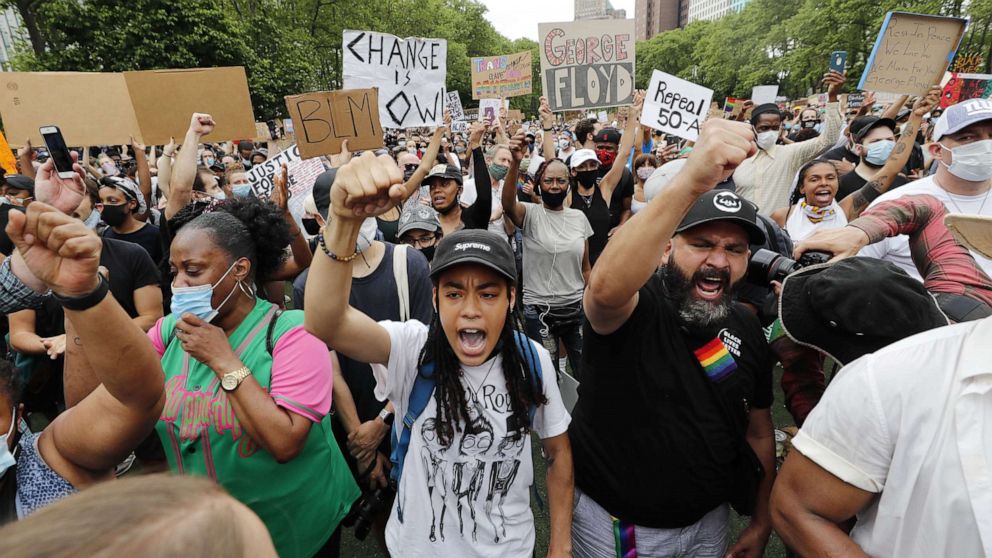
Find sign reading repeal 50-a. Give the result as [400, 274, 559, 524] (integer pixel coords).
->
[538, 20, 635, 112]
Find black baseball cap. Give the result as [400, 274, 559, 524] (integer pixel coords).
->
[675, 190, 766, 245]
[592, 128, 621, 145]
[425, 163, 463, 186]
[779, 257, 948, 366]
[851, 115, 896, 143]
[3, 175, 34, 194]
[429, 229, 516, 284]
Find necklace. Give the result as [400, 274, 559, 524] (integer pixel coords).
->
[462, 357, 498, 412]
[946, 186, 992, 216]
[578, 193, 594, 208]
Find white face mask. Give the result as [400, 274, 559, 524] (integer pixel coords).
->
[0, 407, 17, 477]
[357, 217, 377, 253]
[756, 131, 779, 150]
[939, 140, 992, 182]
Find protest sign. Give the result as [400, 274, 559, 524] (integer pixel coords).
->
[641, 70, 712, 141]
[751, 85, 778, 105]
[255, 122, 271, 142]
[284, 88, 384, 159]
[0, 67, 255, 147]
[538, 20, 635, 112]
[941, 73, 992, 108]
[445, 91, 465, 120]
[847, 93, 866, 108]
[471, 51, 533, 99]
[479, 99, 501, 122]
[343, 30, 447, 129]
[451, 121, 469, 133]
[507, 109, 524, 121]
[0, 132, 15, 174]
[283, 118, 295, 135]
[859, 12, 967, 96]
[597, 110, 608, 121]
[247, 144, 325, 228]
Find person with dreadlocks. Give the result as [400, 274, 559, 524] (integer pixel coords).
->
[304, 151, 574, 558]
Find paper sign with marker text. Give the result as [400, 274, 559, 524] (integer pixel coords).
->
[445, 91, 465, 120]
[471, 51, 532, 99]
[284, 88, 384, 159]
[538, 20, 635, 112]
[343, 30, 446, 128]
[641, 70, 712, 141]
[859, 11, 967, 96]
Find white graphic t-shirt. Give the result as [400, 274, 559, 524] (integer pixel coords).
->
[372, 320, 571, 558]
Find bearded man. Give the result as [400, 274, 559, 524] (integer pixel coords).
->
[568, 120, 777, 558]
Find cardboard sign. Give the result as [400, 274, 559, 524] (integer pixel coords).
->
[941, 73, 992, 108]
[0, 67, 256, 147]
[247, 144, 326, 227]
[471, 51, 532, 99]
[255, 122, 272, 142]
[538, 20, 635, 112]
[343, 30, 447, 128]
[751, 85, 778, 105]
[507, 109, 524, 121]
[859, 12, 967, 96]
[641, 71, 712, 141]
[284, 88, 384, 159]
[445, 91, 465, 120]
[847, 93, 866, 108]
[479, 99, 501, 122]
[0, 131, 16, 174]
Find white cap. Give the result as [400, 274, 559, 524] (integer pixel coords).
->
[644, 159, 688, 202]
[570, 149, 600, 169]
[933, 98, 992, 141]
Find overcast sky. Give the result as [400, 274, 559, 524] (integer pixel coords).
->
[479, 0, 636, 41]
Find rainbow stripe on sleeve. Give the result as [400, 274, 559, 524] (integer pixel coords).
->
[693, 338, 737, 382]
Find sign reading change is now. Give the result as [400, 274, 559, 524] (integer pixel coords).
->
[538, 20, 635, 112]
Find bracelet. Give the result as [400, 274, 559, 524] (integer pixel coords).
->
[542, 127, 553, 132]
[53, 274, 109, 311]
[317, 231, 362, 263]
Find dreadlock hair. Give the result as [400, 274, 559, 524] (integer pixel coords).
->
[789, 159, 836, 206]
[417, 287, 548, 448]
[532, 157, 569, 199]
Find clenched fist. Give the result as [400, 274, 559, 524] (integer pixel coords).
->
[330, 151, 407, 221]
[680, 119, 757, 194]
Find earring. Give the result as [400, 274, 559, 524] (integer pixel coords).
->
[237, 279, 255, 298]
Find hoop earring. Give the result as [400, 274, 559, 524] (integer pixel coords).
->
[237, 279, 256, 299]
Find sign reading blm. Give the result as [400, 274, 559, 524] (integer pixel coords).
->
[538, 20, 635, 112]
[641, 70, 712, 142]
[343, 30, 447, 128]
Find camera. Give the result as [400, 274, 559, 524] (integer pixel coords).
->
[747, 248, 832, 286]
[341, 486, 394, 541]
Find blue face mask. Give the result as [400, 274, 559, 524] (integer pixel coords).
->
[213, 191, 227, 201]
[0, 407, 17, 478]
[170, 261, 241, 323]
[864, 139, 895, 166]
[232, 184, 252, 198]
[82, 209, 101, 230]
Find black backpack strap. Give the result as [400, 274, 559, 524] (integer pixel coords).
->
[265, 309, 283, 355]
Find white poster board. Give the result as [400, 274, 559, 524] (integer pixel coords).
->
[247, 144, 326, 228]
[445, 91, 465, 120]
[751, 85, 779, 105]
[479, 98, 501, 122]
[343, 30, 447, 128]
[641, 70, 713, 141]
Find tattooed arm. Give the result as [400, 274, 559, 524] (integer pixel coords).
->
[840, 86, 941, 220]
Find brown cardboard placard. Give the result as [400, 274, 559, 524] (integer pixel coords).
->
[859, 12, 967, 96]
[0, 67, 256, 148]
[255, 122, 272, 142]
[506, 109, 524, 121]
[470, 51, 533, 100]
[284, 88, 384, 159]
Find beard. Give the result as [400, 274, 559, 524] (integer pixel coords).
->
[661, 262, 735, 337]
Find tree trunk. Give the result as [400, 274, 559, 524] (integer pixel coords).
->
[15, 0, 46, 56]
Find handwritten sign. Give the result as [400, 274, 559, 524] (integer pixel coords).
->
[846, 93, 866, 108]
[343, 30, 447, 128]
[284, 88, 384, 159]
[255, 122, 271, 142]
[471, 51, 532, 99]
[479, 98, 501, 122]
[941, 73, 992, 108]
[445, 91, 465, 120]
[538, 20, 635, 112]
[248, 144, 325, 225]
[859, 12, 967, 96]
[641, 70, 712, 141]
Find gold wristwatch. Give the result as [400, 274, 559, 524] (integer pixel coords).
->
[221, 366, 252, 392]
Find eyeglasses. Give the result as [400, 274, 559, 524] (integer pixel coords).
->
[402, 234, 437, 248]
[541, 177, 569, 186]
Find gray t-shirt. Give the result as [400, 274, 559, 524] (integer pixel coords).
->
[521, 202, 593, 307]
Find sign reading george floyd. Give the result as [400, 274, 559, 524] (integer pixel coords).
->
[859, 11, 967, 96]
[284, 88, 384, 159]
[0, 67, 256, 147]
[641, 70, 712, 141]
[538, 20, 635, 112]
[471, 51, 533, 99]
[343, 30, 447, 129]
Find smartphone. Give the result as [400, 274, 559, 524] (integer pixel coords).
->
[829, 51, 848, 73]
[39, 126, 76, 179]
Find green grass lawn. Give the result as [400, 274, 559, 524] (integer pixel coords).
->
[340, 364, 799, 557]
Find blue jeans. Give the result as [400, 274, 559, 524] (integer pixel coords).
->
[523, 302, 583, 380]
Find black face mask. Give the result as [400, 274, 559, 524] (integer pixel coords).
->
[540, 186, 569, 208]
[575, 170, 598, 189]
[801, 120, 818, 129]
[419, 245, 436, 262]
[100, 203, 128, 227]
[302, 218, 321, 236]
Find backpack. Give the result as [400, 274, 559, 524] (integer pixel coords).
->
[388, 330, 543, 484]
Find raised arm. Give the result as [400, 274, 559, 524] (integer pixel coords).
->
[304, 153, 411, 365]
[502, 128, 528, 228]
[167, 114, 214, 220]
[540, 96, 556, 161]
[584, 120, 758, 334]
[267, 163, 313, 280]
[839, 86, 941, 219]
[130, 138, 153, 218]
[7, 203, 164, 483]
[786, 71, 846, 164]
[880, 95, 910, 122]
[460, 122, 493, 230]
[401, 125, 447, 194]
[599, 90, 645, 200]
[18, 140, 35, 180]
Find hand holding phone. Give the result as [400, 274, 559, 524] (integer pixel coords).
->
[39, 126, 77, 180]
[829, 51, 848, 73]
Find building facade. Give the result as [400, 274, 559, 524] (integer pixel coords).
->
[685, 0, 752, 23]
[575, 0, 628, 21]
[0, 8, 25, 72]
[635, 0, 684, 41]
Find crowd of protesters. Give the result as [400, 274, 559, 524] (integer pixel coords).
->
[0, 43, 988, 558]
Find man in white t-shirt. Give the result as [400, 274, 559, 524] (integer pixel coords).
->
[303, 153, 573, 558]
[859, 98, 992, 277]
